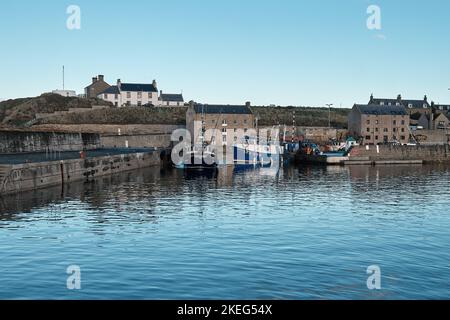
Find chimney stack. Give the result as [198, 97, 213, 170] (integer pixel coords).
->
[152, 79, 157, 89]
[98, 75, 104, 81]
[397, 94, 402, 101]
[117, 79, 121, 89]
[92, 77, 98, 84]
[245, 101, 251, 107]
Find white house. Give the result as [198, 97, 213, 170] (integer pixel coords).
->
[98, 79, 159, 107]
[158, 91, 184, 107]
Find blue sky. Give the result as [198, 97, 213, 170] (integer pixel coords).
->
[1, 0, 450, 107]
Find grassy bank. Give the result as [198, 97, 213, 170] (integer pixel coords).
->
[37, 105, 350, 128]
[0, 93, 111, 126]
[1, 94, 350, 128]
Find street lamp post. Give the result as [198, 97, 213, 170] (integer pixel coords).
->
[326, 104, 334, 128]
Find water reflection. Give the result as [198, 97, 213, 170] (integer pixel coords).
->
[1, 164, 449, 221]
[1, 164, 450, 299]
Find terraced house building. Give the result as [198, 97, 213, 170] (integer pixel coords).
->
[98, 79, 159, 107]
[159, 91, 185, 107]
[348, 104, 410, 145]
[369, 94, 431, 115]
[186, 102, 255, 146]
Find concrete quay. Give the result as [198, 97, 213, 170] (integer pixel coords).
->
[295, 145, 450, 166]
[0, 148, 164, 195]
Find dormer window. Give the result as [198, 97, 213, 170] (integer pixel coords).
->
[388, 102, 392, 106]
[380, 102, 384, 106]
[423, 104, 428, 108]
[396, 102, 400, 106]
[408, 104, 413, 108]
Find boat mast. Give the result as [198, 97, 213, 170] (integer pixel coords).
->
[292, 110, 296, 144]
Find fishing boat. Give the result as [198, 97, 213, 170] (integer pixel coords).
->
[233, 136, 282, 167]
[174, 104, 218, 171]
[174, 145, 218, 170]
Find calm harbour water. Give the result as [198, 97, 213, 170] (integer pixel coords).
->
[0, 164, 450, 300]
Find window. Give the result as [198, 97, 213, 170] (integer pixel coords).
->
[401, 128, 405, 132]
[366, 120, 370, 125]
[222, 119, 227, 125]
[366, 128, 370, 132]
[383, 128, 388, 132]
[423, 104, 428, 108]
[401, 136, 406, 140]
[167, 102, 170, 106]
[393, 120, 397, 125]
[384, 135, 388, 141]
[115, 94, 118, 100]
[393, 128, 397, 132]
[137, 101, 142, 106]
[114, 102, 118, 107]
[234, 136, 238, 142]
[104, 94, 108, 99]
[148, 92, 152, 99]
[408, 104, 413, 108]
[244, 119, 247, 124]
[375, 120, 379, 125]
[401, 120, 405, 125]
[222, 128, 227, 133]
[375, 128, 379, 132]
[137, 92, 142, 99]
[365, 136, 371, 140]
[244, 128, 248, 133]
[234, 119, 237, 125]
[380, 102, 384, 106]
[375, 136, 379, 140]
[127, 92, 131, 99]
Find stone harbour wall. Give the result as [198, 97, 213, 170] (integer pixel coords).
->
[0, 130, 100, 154]
[0, 151, 161, 195]
[349, 145, 450, 162]
[100, 134, 172, 149]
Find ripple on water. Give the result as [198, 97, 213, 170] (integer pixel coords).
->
[0, 165, 450, 299]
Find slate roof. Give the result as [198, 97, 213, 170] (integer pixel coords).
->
[370, 98, 402, 106]
[193, 104, 253, 115]
[120, 83, 157, 92]
[354, 104, 408, 116]
[434, 104, 450, 110]
[161, 94, 184, 102]
[99, 86, 120, 95]
[403, 99, 430, 108]
[410, 112, 423, 121]
[370, 97, 430, 108]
